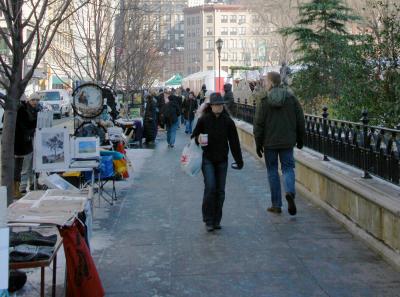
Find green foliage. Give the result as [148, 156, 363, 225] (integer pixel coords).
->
[281, 0, 360, 103]
[335, 1, 400, 127]
[282, 0, 400, 128]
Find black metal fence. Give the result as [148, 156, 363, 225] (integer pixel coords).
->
[230, 98, 256, 124]
[231, 100, 400, 186]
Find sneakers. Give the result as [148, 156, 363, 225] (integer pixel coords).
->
[205, 224, 214, 232]
[285, 193, 297, 216]
[267, 207, 282, 214]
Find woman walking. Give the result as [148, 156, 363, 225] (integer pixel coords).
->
[192, 93, 244, 232]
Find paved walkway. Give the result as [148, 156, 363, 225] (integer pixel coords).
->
[91, 128, 400, 297]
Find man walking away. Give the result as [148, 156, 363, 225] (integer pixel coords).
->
[14, 93, 40, 198]
[182, 92, 198, 134]
[192, 93, 243, 232]
[253, 72, 305, 215]
[162, 94, 180, 148]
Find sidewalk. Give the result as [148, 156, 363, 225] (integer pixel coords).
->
[91, 128, 400, 297]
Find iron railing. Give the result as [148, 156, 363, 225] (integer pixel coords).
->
[231, 100, 400, 186]
[230, 98, 256, 124]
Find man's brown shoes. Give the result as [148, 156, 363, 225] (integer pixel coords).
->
[267, 207, 282, 214]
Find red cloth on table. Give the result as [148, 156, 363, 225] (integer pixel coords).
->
[59, 222, 104, 297]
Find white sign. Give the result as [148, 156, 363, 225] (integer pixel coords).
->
[0, 228, 9, 290]
[37, 111, 54, 129]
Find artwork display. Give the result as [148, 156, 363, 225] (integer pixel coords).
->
[36, 111, 53, 129]
[129, 107, 141, 118]
[73, 137, 100, 159]
[72, 83, 104, 118]
[34, 127, 70, 172]
[43, 174, 79, 192]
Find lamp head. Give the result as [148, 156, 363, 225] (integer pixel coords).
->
[216, 38, 223, 53]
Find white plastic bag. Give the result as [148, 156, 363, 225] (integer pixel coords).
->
[180, 139, 203, 176]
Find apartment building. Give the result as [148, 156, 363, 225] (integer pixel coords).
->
[184, 4, 278, 76]
[188, 0, 205, 7]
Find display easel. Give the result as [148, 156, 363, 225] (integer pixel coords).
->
[71, 83, 117, 206]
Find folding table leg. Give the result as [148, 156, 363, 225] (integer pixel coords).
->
[41, 267, 45, 297]
[52, 254, 57, 297]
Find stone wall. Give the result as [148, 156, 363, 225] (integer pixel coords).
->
[235, 120, 400, 269]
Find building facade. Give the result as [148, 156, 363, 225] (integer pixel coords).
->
[184, 4, 278, 76]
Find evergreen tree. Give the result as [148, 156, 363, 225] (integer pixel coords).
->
[281, 0, 359, 110]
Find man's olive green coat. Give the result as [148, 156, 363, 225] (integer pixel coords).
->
[253, 87, 305, 149]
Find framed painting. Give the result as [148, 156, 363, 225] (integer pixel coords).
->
[73, 137, 100, 159]
[34, 127, 70, 172]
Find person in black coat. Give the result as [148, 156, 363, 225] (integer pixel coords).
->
[143, 95, 157, 144]
[161, 94, 180, 148]
[192, 92, 244, 232]
[14, 93, 40, 198]
[182, 91, 198, 134]
[223, 83, 234, 113]
[155, 89, 165, 128]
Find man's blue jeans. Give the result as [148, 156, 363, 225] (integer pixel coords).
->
[185, 119, 194, 134]
[166, 120, 178, 145]
[201, 157, 228, 225]
[264, 148, 296, 208]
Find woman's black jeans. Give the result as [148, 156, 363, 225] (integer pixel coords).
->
[201, 157, 228, 226]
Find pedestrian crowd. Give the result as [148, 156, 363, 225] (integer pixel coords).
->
[141, 68, 304, 232]
[11, 68, 305, 233]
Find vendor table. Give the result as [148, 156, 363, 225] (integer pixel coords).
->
[9, 235, 63, 297]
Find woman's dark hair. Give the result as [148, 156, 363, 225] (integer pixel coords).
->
[189, 91, 195, 97]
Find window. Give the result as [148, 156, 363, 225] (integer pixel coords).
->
[221, 27, 228, 35]
[206, 40, 214, 49]
[196, 16, 200, 24]
[207, 66, 214, 71]
[207, 27, 213, 36]
[252, 15, 260, 23]
[231, 52, 237, 61]
[221, 52, 228, 61]
[221, 15, 228, 23]
[230, 15, 237, 23]
[239, 15, 246, 24]
[229, 39, 237, 49]
[207, 52, 213, 62]
[238, 39, 245, 49]
[252, 28, 260, 35]
[239, 27, 246, 35]
[207, 15, 213, 23]
[230, 28, 237, 35]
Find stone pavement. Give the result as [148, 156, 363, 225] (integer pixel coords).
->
[90, 128, 400, 297]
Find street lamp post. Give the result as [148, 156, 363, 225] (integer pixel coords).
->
[216, 38, 223, 92]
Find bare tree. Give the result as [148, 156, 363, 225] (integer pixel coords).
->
[49, 0, 118, 85]
[116, 0, 163, 91]
[49, 0, 163, 91]
[241, 0, 303, 64]
[0, 0, 85, 205]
